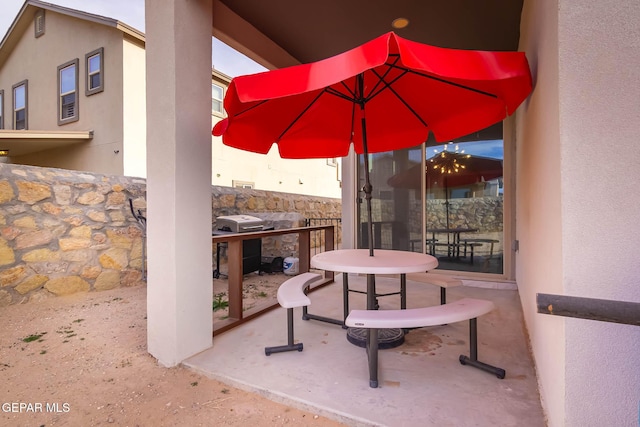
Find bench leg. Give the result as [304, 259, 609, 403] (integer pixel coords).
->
[343, 274, 349, 327]
[302, 307, 345, 327]
[265, 308, 304, 355]
[302, 281, 346, 327]
[400, 274, 406, 309]
[459, 318, 506, 379]
[366, 327, 379, 388]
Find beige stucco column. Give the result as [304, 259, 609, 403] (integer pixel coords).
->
[145, 0, 213, 366]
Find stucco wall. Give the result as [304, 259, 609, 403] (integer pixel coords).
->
[122, 35, 147, 179]
[519, 0, 566, 424]
[1, 11, 130, 175]
[558, 1, 640, 426]
[0, 164, 341, 307]
[520, 0, 640, 425]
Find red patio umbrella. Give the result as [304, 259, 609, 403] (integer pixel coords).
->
[213, 31, 532, 256]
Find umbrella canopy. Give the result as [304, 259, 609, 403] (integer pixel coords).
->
[213, 32, 531, 157]
[213, 31, 532, 255]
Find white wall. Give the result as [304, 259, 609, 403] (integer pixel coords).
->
[519, 0, 640, 425]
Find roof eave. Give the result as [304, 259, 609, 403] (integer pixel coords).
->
[0, 0, 145, 66]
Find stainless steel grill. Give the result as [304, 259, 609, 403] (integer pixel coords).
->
[213, 215, 265, 278]
[216, 215, 265, 233]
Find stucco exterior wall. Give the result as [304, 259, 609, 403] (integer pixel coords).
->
[518, 0, 565, 423]
[559, 1, 640, 425]
[122, 35, 147, 179]
[211, 119, 342, 199]
[0, 11, 129, 175]
[520, 0, 640, 425]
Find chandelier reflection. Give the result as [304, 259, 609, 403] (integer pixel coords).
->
[428, 144, 471, 175]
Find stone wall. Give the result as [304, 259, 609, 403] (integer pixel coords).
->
[211, 185, 342, 258]
[0, 164, 342, 306]
[0, 165, 148, 306]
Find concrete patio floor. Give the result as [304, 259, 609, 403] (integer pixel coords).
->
[185, 274, 546, 426]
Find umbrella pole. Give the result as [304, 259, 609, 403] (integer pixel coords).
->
[358, 73, 376, 312]
[358, 74, 375, 258]
[445, 176, 451, 257]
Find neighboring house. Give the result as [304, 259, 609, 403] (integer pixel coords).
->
[0, 1, 146, 178]
[211, 69, 342, 198]
[0, 1, 341, 198]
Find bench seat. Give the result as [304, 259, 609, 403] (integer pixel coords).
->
[265, 272, 322, 356]
[346, 298, 493, 329]
[405, 272, 462, 304]
[345, 298, 505, 388]
[276, 273, 316, 308]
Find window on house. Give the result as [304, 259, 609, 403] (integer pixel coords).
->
[12, 80, 27, 130]
[34, 10, 45, 38]
[212, 83, 223, 116]
[58, 59, 79, 124]
[0, 90, 4, 129]
[86, 48, 104, 95]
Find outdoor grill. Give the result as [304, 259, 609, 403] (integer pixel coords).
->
[216, 214, 265, 233]
[213, 215, 265, 278]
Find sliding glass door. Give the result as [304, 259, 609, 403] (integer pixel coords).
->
[357, 123, 506, 276]
[425, 132, 504, 274]
[356, 146, 423, 252]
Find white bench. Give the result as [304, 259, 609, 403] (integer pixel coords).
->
[264, 272, 322, 356]
[345, 298, 505, 388]
[405, 272, 462, 304]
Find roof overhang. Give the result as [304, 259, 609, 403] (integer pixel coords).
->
[212, 0, 525, 70]
[0, 130, 94, 157]
[0, 0, 144, 67]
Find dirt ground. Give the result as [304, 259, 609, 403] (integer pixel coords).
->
[0, 274, 346, 427]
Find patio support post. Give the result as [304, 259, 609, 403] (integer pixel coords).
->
[145, 0, 213, 366]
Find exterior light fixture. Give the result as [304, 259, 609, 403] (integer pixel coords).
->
[0, 150, 9, 157]
[392, 18, 409, 29]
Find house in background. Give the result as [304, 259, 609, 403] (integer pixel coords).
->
[0, 1, 146, 178]
[211, 69, 342, 197]
[0, 0, 341, 198]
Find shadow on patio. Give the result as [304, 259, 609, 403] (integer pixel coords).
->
[185, 275, 545, 426]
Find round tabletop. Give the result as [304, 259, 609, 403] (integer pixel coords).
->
[311, 249, 438, 274]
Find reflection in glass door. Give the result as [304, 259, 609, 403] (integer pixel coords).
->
[356, 146, 422, 252]
[425, 132, 504, 274]
[357, 124, 505, 275]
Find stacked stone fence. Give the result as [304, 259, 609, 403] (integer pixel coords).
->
[0, 164, 342, 306]
[369, 196, 504, 253]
